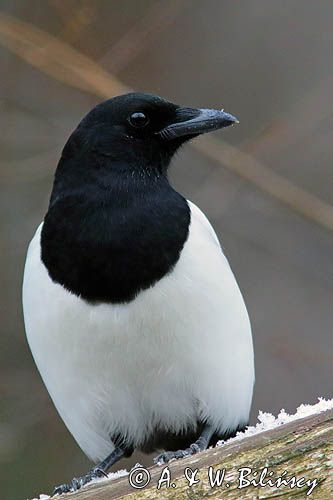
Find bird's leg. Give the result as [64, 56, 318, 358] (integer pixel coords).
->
[153, 424, 215, 465]
[53, 446, 132, 495]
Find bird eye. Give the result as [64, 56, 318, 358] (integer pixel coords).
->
[129, 112, 150, 128]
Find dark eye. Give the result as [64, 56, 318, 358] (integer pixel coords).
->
[129, 112, 150, 128]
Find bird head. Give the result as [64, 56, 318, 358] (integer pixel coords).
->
[60, 92, 238, 177]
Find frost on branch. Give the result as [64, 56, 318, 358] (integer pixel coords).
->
[31, 398, 333, 499]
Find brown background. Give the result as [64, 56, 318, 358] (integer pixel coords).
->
[1, 1, 333, 499]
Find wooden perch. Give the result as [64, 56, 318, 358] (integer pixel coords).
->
[53, 409, 333, 499]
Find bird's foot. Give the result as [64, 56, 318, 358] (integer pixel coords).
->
[154, 442, 202, 465]
[53, 467, 108, 495]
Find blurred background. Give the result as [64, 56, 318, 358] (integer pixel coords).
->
[1, 1, 333, 498]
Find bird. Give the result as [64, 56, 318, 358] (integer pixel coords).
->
[22, 92, 254, 494]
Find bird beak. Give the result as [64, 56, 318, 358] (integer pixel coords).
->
[157, 107, 239, 141]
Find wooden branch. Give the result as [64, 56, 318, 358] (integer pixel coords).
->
[55, 409, 333, 499]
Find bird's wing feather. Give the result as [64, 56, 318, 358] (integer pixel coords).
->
[187, 200, 221, 249]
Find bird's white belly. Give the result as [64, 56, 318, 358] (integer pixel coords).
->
[23, 203, 254, 462]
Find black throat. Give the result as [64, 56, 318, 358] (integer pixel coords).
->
[41, 156, 190, 304]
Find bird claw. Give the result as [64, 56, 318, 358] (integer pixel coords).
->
[154, 443, 202, 465]
[93, 466, 108, 478]
[53, 483, 71, 495]
[53, 467, 108, 495]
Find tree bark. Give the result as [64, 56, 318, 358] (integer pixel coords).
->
[54, 409, 333, 499]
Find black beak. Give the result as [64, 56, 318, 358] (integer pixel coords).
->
[157, 107, 238, 141]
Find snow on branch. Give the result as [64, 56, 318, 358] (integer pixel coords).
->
[32, 398, 333, 499]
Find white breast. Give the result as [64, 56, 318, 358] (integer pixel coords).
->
[22, 201, 254, 462]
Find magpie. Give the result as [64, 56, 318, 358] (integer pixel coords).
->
[22, 92, 254, 494]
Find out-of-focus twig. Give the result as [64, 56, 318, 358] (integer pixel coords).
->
[0, 12, 128, 97]
[194, 136, 333, 232]
[100, 0, 187, 74]
[1, 13, 333, 232]
[243, 77, 333, 157]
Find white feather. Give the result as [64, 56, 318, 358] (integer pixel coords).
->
[22, 201, 254, 462]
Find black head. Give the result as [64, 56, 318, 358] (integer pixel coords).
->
[60, 92, 238, 177]
[43, 93, 238, 303]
